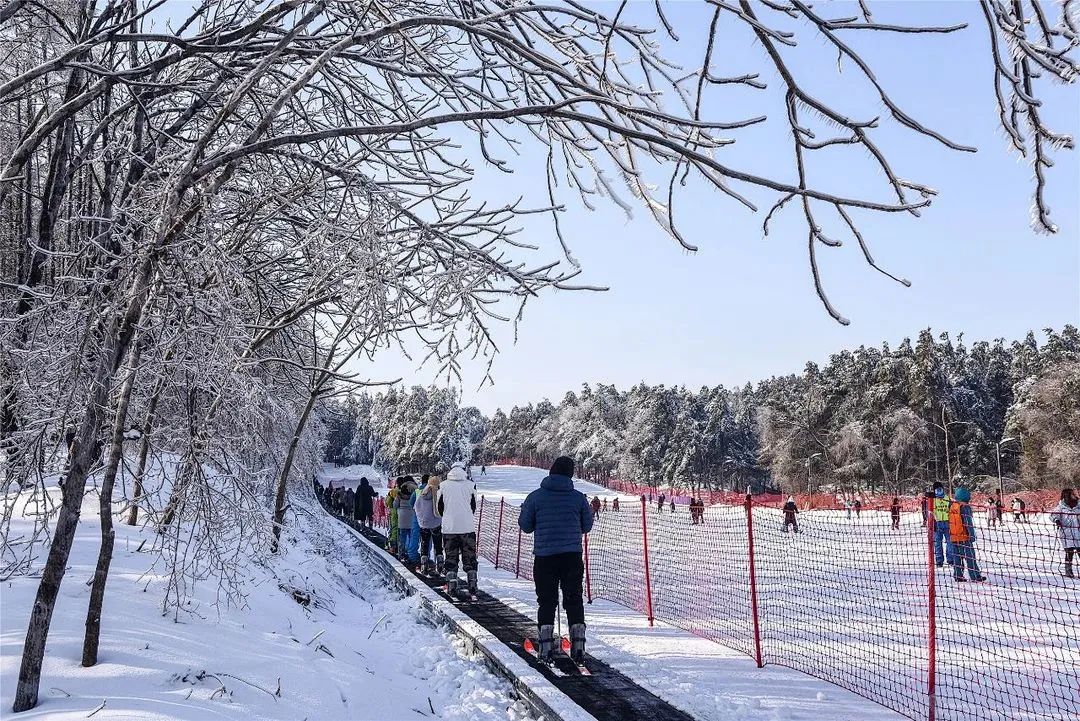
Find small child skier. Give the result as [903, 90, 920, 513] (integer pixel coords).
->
[782, 496, 799, 533]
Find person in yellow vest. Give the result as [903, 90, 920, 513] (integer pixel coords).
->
[931, 482, 955, 568]
[949, 487, 986, 582]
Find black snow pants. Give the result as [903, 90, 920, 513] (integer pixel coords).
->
[534, 552, 585, 629]
[443, 532, 477, 575]
[419, 526, 444, 559]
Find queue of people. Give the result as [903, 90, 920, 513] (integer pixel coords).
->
[315, 466, 480, 597]
[315, 476, 378, 527]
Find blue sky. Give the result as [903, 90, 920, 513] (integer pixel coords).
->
[156, 1, 1078, 412]
[353, 1, 1079, 413]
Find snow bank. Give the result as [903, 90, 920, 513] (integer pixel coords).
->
[0, 467, 531, 720]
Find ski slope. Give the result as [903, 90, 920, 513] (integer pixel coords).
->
[473, 465, 639, 506]
[1, 464, 530, 721]
[470, 465, 904, 721]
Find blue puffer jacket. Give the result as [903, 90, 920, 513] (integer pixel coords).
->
[519, 475, 594, 557]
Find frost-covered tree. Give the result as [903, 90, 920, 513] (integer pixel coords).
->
[323, 386, 473, 473]
[484, 327, 1077, 496]
[1013, 362, 1080, 487]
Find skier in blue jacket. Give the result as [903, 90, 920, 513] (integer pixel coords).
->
[519, 456, 593, 664]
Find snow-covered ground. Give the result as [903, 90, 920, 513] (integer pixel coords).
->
[472, 466, 638, 507]
[0, 464, 531, 720]
[463, 465, 904, 721]
[463, 465, 1078, 721]
[316, 463, 898, 720]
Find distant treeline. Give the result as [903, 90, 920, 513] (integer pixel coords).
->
[323, 327, 1080, 495]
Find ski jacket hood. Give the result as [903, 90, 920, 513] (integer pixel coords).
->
[541, 474, 575, 492]
[519, 474, 593, 557]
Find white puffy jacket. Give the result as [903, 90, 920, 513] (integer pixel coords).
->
[1051, 500, 1080, 549]
[436, 465, 476, 535]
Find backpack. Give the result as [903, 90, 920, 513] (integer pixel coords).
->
[948, 501, 970, 542]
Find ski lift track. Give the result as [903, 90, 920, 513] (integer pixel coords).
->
[321, 500, 697, 721]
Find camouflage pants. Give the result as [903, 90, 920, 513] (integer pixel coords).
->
[443, 532, 477, 575]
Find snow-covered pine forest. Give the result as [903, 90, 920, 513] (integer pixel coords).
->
[324, 387, 487, 472]
[323, 327, 1080, 496]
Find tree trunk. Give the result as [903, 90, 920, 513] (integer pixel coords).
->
[13, 373, 108, 711]
[271, 392, 318, 553]
[82, 341, 143, 666]
[13, 253, 153, 712]
[126, 379, 162, 526]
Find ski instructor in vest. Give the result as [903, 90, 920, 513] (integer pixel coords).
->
[519, 456, 594, 664]
[931, 481, 955, 568]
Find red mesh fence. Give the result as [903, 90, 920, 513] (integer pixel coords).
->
[751, 503, 930, 718]
[470, 492, 1080, 721]
[935, 502, 1078, 721]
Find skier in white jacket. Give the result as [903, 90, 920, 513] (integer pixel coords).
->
[436, 463, 478, 597]
[1051, 487, 1079, 579]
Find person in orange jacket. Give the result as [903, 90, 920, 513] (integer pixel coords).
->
[949, 487, 986, 582]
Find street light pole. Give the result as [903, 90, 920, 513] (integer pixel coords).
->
[942, 407, 953, 489]
[807, 452, 823, 508]
[932, 409, 973, 495]
[996, 436, 1017, 502]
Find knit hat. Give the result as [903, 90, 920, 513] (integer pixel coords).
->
[550, 456, 575, 478]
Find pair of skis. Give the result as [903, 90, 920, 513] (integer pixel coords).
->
[523, 637, 591, 676]
[439, 585, 478, 603]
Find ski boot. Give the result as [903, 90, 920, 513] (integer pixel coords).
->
[435, 554, 445, 577]
[569, 623, 586, 665]
[422, 557, 434, 576]
[446, 573, 459, 598]
[537, 624, 555, 663]
[466, 570, 478, 598]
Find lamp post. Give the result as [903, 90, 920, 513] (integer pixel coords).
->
[931, 408, 973, 494]
[996, 436, 1018, 502]
[807, 452, 823, 508]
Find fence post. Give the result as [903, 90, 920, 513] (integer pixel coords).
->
[495, 497, 505, 569]
[640, 496, 655, 627]
[926, 496, 937, 721]
[745, 493, 764, 668]
[515, 528, 522, 579]
[583, 533, 593, 604]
